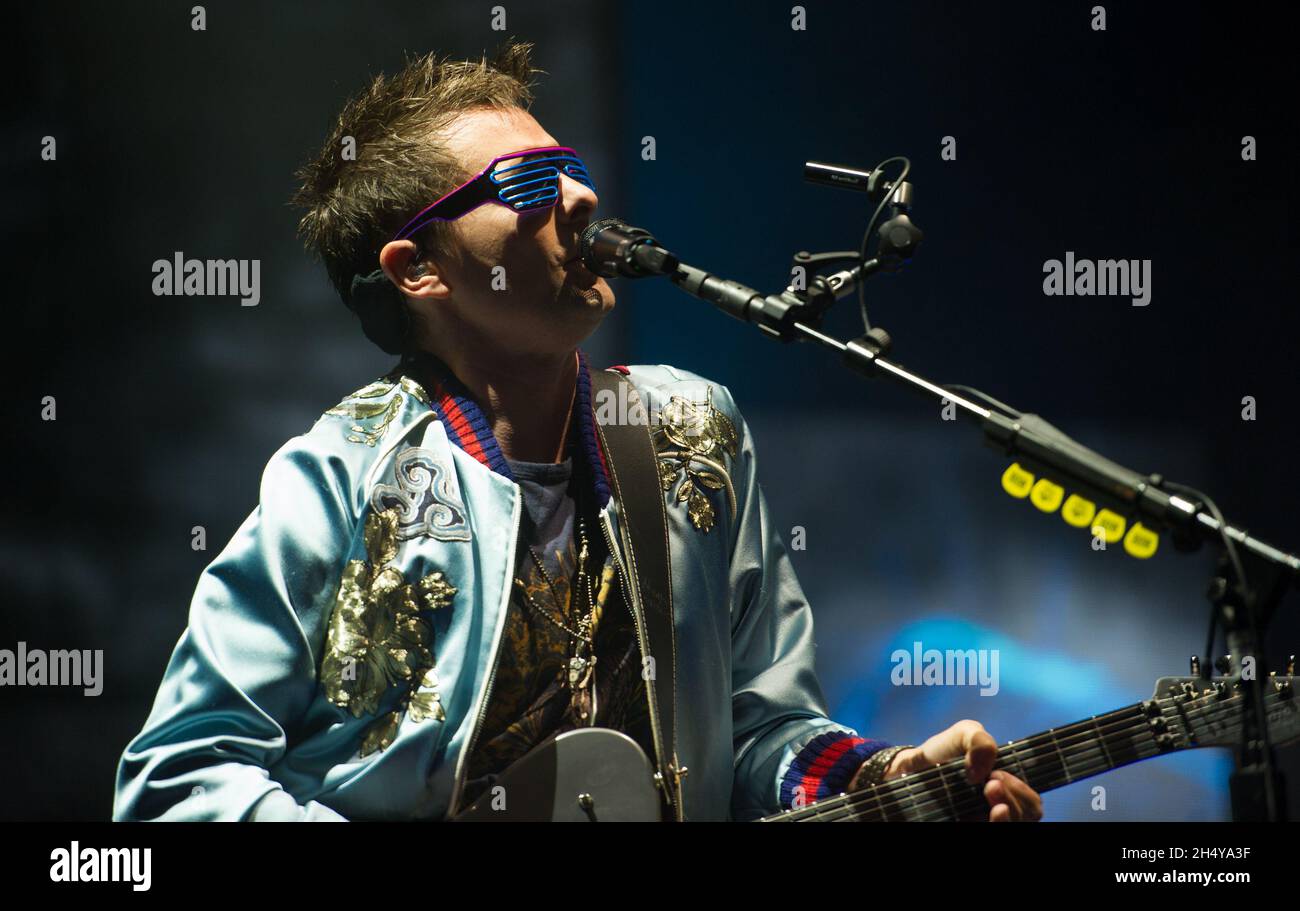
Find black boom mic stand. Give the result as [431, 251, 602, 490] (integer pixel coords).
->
[597, 157, 1300, 822]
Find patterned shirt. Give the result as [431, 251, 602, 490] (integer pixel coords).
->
[460, 453, 653, 807]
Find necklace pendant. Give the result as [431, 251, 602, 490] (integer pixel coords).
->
[568, 655, 595, 690]
[566, 656, 584, 688]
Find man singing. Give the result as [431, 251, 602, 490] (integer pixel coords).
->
[113, 41, 1041, 822]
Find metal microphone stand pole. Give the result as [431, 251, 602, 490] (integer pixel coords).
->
[653, 163, 1299, 820]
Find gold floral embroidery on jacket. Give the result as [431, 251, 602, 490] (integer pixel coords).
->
[650, 387, 739, 533]
[324, 375, 430, 447]
[320, 508, 457, 756]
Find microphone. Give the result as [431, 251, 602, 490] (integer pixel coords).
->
[804, 160, 907, 204]
[579, 218, 680, 278]
[580, 216, 820, 339]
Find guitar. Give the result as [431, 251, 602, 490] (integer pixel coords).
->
[454, 673, 1300, 821]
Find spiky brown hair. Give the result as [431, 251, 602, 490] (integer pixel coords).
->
[291, 40, 540, 310]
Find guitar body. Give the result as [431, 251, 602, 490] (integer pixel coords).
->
[453, 728, 663, 821]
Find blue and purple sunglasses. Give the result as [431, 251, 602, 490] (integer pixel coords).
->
[393, 145, 596, 241]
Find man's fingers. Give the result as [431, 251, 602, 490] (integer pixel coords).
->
[985, 771, 1042, 821]
[960, 723, 997, 784]
[984, 774, 1021, 820]
[997, 771, 1044, 821]
[916, 721, 1044, 820]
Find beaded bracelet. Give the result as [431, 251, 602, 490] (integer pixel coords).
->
[852, 744, 914, 789]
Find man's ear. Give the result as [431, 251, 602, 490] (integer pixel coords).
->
[379, 239, 452, 299]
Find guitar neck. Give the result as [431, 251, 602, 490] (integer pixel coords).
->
[993, 702, 1160, 796]
[767, 701, 1168, 822]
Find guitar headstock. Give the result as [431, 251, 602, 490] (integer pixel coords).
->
[1146, 673, 1300, 751]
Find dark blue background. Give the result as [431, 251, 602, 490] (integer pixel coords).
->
[4, 0, 1297, 821]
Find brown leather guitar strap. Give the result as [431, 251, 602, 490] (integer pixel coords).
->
[589, 368, 683, 821]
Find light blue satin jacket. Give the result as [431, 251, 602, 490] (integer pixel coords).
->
[112, 356, 860, 822]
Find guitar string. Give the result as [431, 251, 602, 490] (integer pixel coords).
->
[805, 691, 1264, 822]
[815, 693, 1244, 823]
[772, 687, 1273, 822]
[817, 707, 1153, 822]
[772, 706, 1149, 822]
[865, 686, 1258, 822]
[808, 702, 1201, 822]
[844, 733, 1171, 822]
[831, 740, 1167, 822]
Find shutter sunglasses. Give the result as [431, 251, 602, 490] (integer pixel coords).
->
[393, 145, 596, 241]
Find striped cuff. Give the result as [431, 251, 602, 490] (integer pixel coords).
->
[779, 732, 892, 810]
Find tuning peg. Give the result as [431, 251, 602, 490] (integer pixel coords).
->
[1190, 656, 1201, 676]
[1215, 655, 1233, 674]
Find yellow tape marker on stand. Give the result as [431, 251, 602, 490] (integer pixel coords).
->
[1001, 463, 1034, 499]
[1030, 478, 1064, 513]
[1061, 494, 1096, 528]
[1092, 509, 1126, 544]
[1123, 522, 1159, 559]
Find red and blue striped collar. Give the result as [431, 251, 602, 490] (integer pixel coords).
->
[399, 348, 613, 510]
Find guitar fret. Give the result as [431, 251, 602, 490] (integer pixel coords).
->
[1009, 736, 1064, 792]
[1003, 739, 1031, 785]
[1015, 730, 1066, 791]
[938, 762, 960, 820]
[1048, 728, 1073, 784]
[875, 774, 914, 821]
[871, 781, 886, 822]
[903, 774, 923, 821]
[1091, 714, 1114, 769]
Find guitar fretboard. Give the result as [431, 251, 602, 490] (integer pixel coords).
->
[766, 700, 1178, 822]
